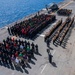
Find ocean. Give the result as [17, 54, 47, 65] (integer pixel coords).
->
[0, 0, 63, 28]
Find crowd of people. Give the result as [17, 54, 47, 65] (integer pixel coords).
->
[57, 9, 72, 16]
[0, 37, 39, 67]
[8, 14, 56, 38]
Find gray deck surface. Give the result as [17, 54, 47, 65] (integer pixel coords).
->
[0, 0, 75, 75]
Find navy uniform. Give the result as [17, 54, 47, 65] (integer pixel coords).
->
[27, 41, 30, 48]
[35, 44, 38, 54]
[49, 53, 53, 63]
[8, 27, 11, 35]
[47, 49, 50, 54]
[31, 42, 35, 52]
[47, 39, 50, 47]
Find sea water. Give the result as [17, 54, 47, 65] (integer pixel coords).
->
[0, 0, 63, 28]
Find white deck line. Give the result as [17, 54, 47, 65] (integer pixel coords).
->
[41, 64, 47, 74]
[52, 49, 56, 55]
[12, 72, 15, 75]
[37, 34, 45, 37]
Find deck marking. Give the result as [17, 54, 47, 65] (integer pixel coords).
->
[37, 34, 45, 37]
[41, 64, 47, 74]
[59, 0, 74, 10]
[12, 72, 14, 75]
[52, 49, 56, 55]
[5, 26, 8, 29]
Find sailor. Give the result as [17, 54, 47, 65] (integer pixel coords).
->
[35, 44, 39, 54]
[8, 27, 11, 35]
[48, 53, 53, 63]
[47, 39, 50, 47]
[47, 48, 50, 54]
[31, 42, 35, 52]
[27, 41, 30, 48]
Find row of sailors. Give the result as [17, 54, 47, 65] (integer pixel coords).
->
[45, 17, 72, 46]
[44, 19, 62, 42]
[58, 17, 74, 45]
[52, 17, 74, 45]
[57, 9, 72, 16]
[8, 14, 56, 38]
